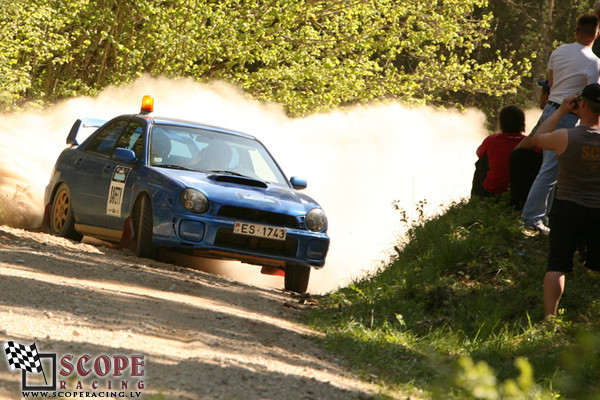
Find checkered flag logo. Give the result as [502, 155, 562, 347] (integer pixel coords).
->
[3, 341, 43, 374]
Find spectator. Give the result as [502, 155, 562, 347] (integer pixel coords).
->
[518, 14, 600, 235]
[509, 81, 547, 209]
[537, 80, 550, 109]
[530, 83, 600, 318]
[471, 105, 526, 197]
[593, 1, 600, 57]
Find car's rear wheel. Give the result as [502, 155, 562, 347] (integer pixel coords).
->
[50, 183, 82, 242]
[284, 263, 311, 293]
[133, 194, 157, 259]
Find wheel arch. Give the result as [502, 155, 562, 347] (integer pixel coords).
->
[48, 182, 83, 241]
[131, 190, 152, 212]
[43, 180, 70, 228]
[130, 190, 157, 259]
[122, 189, 154, 242]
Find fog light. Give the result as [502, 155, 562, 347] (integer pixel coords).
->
[307, 240, 328, 260]
[179, 220, 205, 242]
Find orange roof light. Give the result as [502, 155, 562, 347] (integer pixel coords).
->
[140, 95, 154, 114]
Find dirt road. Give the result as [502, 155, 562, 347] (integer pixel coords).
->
[0, 225, 376, 399]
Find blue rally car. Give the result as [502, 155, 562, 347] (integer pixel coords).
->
[43, 96, 329, 293]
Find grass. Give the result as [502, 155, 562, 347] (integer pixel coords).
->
[306, 196, 600, 399]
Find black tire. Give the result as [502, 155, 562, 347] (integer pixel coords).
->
[49, 183, 83, 242]
[284, 263, 311, 293]
[133, 194, 157, 259]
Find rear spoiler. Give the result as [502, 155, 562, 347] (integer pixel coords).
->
[66, 118, 107, 146]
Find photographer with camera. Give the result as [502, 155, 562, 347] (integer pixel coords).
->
[531, 83, 600, 318]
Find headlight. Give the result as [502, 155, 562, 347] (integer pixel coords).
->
[181, 189, 209, 213]
[306, 208, 327, 232]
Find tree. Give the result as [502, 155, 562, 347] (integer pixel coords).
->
[0, 0, 531, 116]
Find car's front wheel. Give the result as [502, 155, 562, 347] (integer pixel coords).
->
[284, 263, 311, 293]
[50, 183, 82, 242]
[133, 194, 157, 259]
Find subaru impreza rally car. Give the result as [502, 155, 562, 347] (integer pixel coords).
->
[43, 96, 329, 293]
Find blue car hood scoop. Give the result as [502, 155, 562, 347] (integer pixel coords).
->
[210, 174, 268, 189]
[154, 168, 315, 214]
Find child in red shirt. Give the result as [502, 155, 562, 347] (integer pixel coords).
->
[473, 105, 526, 195]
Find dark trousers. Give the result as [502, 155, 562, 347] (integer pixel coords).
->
[471, 156, 491, 198]
[510, 148, 543, 210]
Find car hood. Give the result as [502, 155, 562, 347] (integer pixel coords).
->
[156, 168, 320, 216]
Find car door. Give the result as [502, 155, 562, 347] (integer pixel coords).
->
[103, 121, 146, 231]
[70, 119, 129, 227]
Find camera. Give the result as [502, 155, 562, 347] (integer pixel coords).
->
[572, 95, 582, 110]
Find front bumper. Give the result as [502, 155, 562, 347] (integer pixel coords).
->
[152, 213, 329, 269]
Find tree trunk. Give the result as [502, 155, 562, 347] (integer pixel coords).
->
[536, 0, 554, 82]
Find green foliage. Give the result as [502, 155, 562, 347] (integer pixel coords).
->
[3, 0, 598, 120]
[307, 197, 600, 398]
[438, 356, 553, 400]
[556, 330, 600, 400]
[0, 0, 529, 116]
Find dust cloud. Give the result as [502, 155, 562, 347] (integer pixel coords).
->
[0, 75, 527, 293]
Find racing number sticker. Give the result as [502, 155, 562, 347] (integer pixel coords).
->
[106, 166, 132, 217]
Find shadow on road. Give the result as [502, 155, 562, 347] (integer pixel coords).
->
[0, 226, 374, 399]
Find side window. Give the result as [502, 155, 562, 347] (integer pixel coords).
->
[115, 122, 145, 160]
[86, 120, 128, 157]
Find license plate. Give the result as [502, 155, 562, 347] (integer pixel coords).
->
[233, 222, 287, 241]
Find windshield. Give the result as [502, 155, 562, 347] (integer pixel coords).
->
[149, 124, 288, 185]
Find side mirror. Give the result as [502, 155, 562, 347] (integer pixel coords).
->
[113, 148, 137, 164]
[290, 176, 307, 190]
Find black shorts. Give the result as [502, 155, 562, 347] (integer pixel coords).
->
[548, 198, 600, 273]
